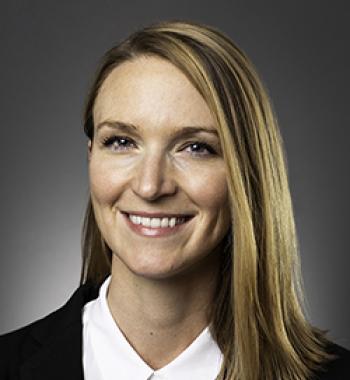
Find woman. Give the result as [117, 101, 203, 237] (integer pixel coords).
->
[1, 20, 349, 380]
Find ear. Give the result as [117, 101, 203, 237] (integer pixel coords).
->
[87, 139, 92, 161]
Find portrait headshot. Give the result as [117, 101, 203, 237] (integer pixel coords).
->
[1, 1, 349, 380]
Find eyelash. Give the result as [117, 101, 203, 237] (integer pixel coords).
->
[101, 135, 217, 156]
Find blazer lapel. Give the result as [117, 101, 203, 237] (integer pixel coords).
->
[18, 282, 100, 380]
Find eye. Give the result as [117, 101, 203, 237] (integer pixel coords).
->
[102, 135, 136, 151]
[183, 141, 216, 156]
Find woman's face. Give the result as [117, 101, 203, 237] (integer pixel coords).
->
[89, 55, 231, 279]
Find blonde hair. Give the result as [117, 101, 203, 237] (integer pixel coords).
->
[81, 20, 338, 380]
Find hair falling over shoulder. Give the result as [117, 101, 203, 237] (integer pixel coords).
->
[80, 19, 339, 380]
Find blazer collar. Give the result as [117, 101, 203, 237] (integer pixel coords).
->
[20, 281, 101, 380]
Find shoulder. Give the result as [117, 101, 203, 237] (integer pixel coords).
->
[313, 342, 350, 380]
[0, 281, 100, 378]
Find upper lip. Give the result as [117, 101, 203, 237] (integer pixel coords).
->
[121, 210, 194, 218]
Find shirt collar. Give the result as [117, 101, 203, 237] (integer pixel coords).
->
[83, 275, 223, 380]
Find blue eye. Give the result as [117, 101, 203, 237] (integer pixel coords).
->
[102, 136, 216, 157]
[184, 142, 216, 156]
[102, 136, 135, 151]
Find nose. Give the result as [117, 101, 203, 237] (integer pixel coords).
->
[131, 151, 177, 201]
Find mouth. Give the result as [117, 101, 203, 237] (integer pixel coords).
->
[120, 211, 195, 237]
[121, 211, 194, 227]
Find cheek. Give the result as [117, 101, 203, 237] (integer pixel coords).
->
[186, 165, 229, 211]
[89, 156, 126, 205]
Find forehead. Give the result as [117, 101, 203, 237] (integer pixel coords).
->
[93, 56, 214, 129]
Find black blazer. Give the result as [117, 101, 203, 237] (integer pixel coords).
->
[1, 282, 350, 380]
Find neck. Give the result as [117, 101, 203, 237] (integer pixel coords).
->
[106, 251, 219, 369]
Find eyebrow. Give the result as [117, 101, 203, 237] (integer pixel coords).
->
[95, 120, 219, 138]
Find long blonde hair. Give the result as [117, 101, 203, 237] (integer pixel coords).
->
[80, 20, 338, 380]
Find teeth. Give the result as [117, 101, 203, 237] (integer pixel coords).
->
[150, 218, 160, 228]
[161, 218, 168, 228]
[128, 214, 187, 228]
[129, 215, 142, 225]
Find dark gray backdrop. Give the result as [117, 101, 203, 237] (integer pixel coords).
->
[1, 0, 349, 349]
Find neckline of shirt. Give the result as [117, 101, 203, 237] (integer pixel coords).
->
[83, 275, 223, 380]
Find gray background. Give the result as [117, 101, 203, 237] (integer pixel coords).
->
[0, 0, 349, 349]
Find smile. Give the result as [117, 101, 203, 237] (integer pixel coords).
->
[128, 214, 189, 228]
[121, 212, 194, 238]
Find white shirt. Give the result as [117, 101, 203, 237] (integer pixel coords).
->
[82, 275, 223, 380]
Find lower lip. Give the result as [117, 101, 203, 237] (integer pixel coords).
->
[121, 213, 193, 238]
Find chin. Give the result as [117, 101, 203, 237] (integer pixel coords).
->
[129, 252, 214, 281]
[113, 250, 192, 280]
[111, 245, 216, 281]
[128, 259, 184, 280]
